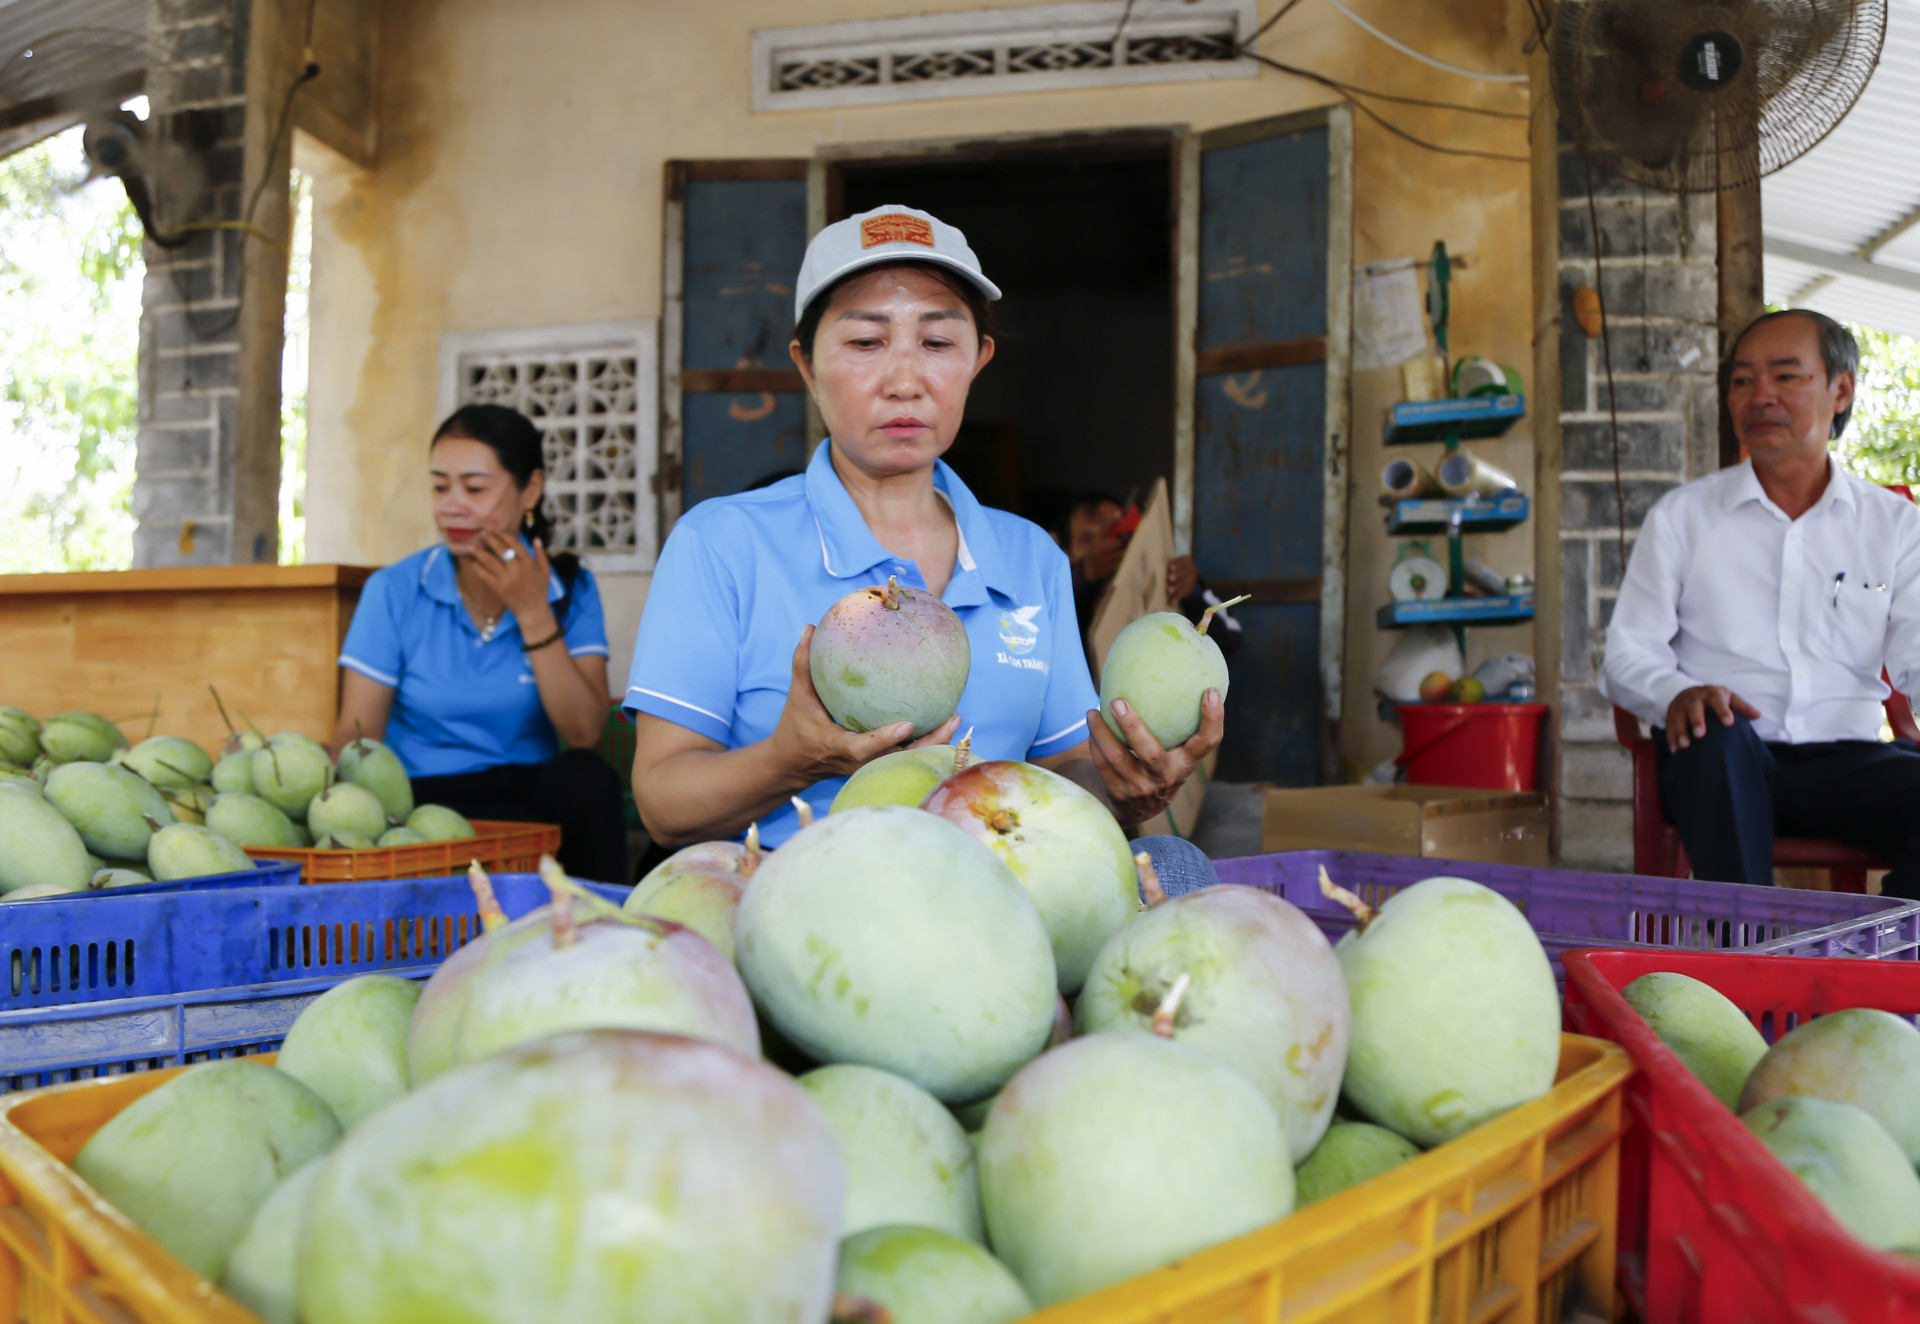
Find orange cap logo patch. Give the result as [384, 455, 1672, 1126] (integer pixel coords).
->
[861, 214, 935, 249]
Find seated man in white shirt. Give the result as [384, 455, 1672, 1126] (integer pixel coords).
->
[1601, 309, 1920, 897]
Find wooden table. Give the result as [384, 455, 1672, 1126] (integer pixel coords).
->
[0, 565, 376, 757]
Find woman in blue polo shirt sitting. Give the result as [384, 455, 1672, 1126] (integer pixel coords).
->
[626, 205, 1221, 849]
[329, 404, 628, 882]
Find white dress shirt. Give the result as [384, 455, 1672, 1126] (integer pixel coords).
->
[1600, 459, 1920, 743]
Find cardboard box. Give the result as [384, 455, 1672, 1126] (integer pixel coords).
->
[1261, 784, 1549, 865]
[1086, 477, 1174, 686]
[1078, 478, 1211, 840]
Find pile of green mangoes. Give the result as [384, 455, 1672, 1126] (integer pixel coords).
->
[63, 808, 1566, 1324]
[0, 706, 477, 897]
[1624, 972, 1920, 1252]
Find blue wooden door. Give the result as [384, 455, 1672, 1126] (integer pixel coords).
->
[1193, 115, 1340, 784]
[669, 162, 811, 518]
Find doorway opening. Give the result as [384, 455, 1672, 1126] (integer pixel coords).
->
[833, 138, 1174, 542]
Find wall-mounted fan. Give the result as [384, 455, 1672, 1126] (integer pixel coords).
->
[0, 26, 221, 246]
[1552, 0, 1885, 193]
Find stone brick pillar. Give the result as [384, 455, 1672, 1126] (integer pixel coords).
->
[1551, 144, 1722, 869]
[132, 0, 285, 567]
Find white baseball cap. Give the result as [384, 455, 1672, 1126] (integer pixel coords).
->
[794, 204, 1002, 323]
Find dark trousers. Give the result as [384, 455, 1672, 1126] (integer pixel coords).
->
[411, 748, 628, 885]
[1655, 714, 1920, 898]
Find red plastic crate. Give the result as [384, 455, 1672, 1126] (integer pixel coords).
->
[1562, 949, 1920, 1322]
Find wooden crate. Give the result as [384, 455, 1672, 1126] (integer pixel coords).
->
[0, 565, 375, 755]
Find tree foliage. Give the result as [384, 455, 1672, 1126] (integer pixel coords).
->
[0, 129, 142, 573]
[1837, 322, 1920, 487]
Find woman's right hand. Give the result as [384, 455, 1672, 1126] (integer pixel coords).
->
[768, 626, 962, 783]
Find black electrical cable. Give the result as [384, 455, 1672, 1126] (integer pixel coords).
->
[1581, 149, 1632, 570]
[170, 0, 320, 349]
[1244, 52, 1530, 162]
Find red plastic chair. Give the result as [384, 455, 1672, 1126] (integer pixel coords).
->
[1616, 685, 1920, 893]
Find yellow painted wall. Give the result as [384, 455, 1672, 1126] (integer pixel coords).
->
[302, 0, 1535, 777]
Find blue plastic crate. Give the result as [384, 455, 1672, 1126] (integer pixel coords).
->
[2, 860, 303, 902]
[0, 872, 629, 1013]
[0, 873, 629, 1093]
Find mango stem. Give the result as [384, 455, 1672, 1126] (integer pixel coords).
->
[1151, 972, 1191, 1037]
[539, 854, 579, 949]
[791, 795, 815, 829]
[1135, 850, 1168, 909]
[881, 575, 902, 611]
[1196, 593, 1251, 637]
[1317, 865, 1375, 929]
[741, 821, 762, 876]
[468, 860, 507, 933]
[830, 1294, 894, 1324]
[953, 727, 974, 773]
[207, 685, 237, 737]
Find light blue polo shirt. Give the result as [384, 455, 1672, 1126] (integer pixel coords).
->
[626, 441, 1097, 846]
[339, 544, 610, 778]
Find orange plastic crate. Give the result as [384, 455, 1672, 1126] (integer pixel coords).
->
[0, 1036, 1628, 1324]
[243, 819, 560, 883]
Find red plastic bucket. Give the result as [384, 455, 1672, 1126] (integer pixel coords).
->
[1395, 703, 1548, 792]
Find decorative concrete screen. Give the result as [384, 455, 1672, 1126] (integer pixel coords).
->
[438, 321, 660, 573]
[752, 0, 1257, 111]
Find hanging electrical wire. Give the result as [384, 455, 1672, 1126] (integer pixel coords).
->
[1242, 51, 1530, 162]
[1322, 0, 1530, 83]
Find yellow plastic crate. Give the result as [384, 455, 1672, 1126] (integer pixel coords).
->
[1028, 1034, 1631, 1324]
[0, 1036, 1629, 1324]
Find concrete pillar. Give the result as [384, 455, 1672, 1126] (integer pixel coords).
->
[1549, 142, 1722, 870]
[133, 0, 286, 567]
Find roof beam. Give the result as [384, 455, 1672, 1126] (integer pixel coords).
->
[1766, 234, 1920, 296]
[0, 68, 144, 134]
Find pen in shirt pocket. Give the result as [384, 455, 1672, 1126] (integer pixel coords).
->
[1833, 572, 1890, 606]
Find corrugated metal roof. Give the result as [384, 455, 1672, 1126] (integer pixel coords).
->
[1764, 0, 1920, 335]
[0, 0, 146, 162]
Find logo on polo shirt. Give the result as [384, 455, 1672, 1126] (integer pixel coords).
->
[998, 605, 1041, 656]
[861, 214, 934, 249]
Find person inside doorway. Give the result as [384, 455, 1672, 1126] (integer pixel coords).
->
[623, 204, 1221, 850]
[1600, 309, 1920, 897]
[1066, 493, 1245, 657]
[329, 404, 628, 884]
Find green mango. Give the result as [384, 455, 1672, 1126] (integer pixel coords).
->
[801, 1063, 981, 1242]
[211, 752, 257, 796]
[308, 783, 387, 843]
[836, 1225, 1033, 1324]
[40, 711, 128, 764]
[376, 826, 427, 847]
[74, 1060, 341, 1280]
[90, 866, 153, 889]
[122, 736, 214, 789]
[0, 708, 40, 765]
[1623, 971, 1768, 1111]
[43, 761, 174, 859]
[3, 880, 86, 900]
[1293, 1121, 1421, 1206]
[221, 1158, 326, 1324]
[0, 767, 42, 793]
[149, 823, 255, 879]
[206, 794, 302, 849]
[405, 804, 475, 842]
[276, 975, 421, 1129]
[315, 830, 376, 850]
[336, 738, 413, 822]
[250, 735, 334, 821]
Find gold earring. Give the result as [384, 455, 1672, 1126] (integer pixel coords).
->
[524, 510, 535, 530]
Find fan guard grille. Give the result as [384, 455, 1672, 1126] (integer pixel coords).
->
[1552, 0, 1887, 193]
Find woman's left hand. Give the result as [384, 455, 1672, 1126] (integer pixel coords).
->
[471, 530, 553, 623]
[1084, 690, 1225, 827]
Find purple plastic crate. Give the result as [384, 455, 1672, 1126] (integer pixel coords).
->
[1213, 850, 1920, 978]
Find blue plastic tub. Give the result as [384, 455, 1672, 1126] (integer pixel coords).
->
[2, 860, 303, 901]
[0, 873, 629, 1093]
[1215, 850, 1920, 980]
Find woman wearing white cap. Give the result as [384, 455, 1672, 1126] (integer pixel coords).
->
[624, 204, 1222, 849]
